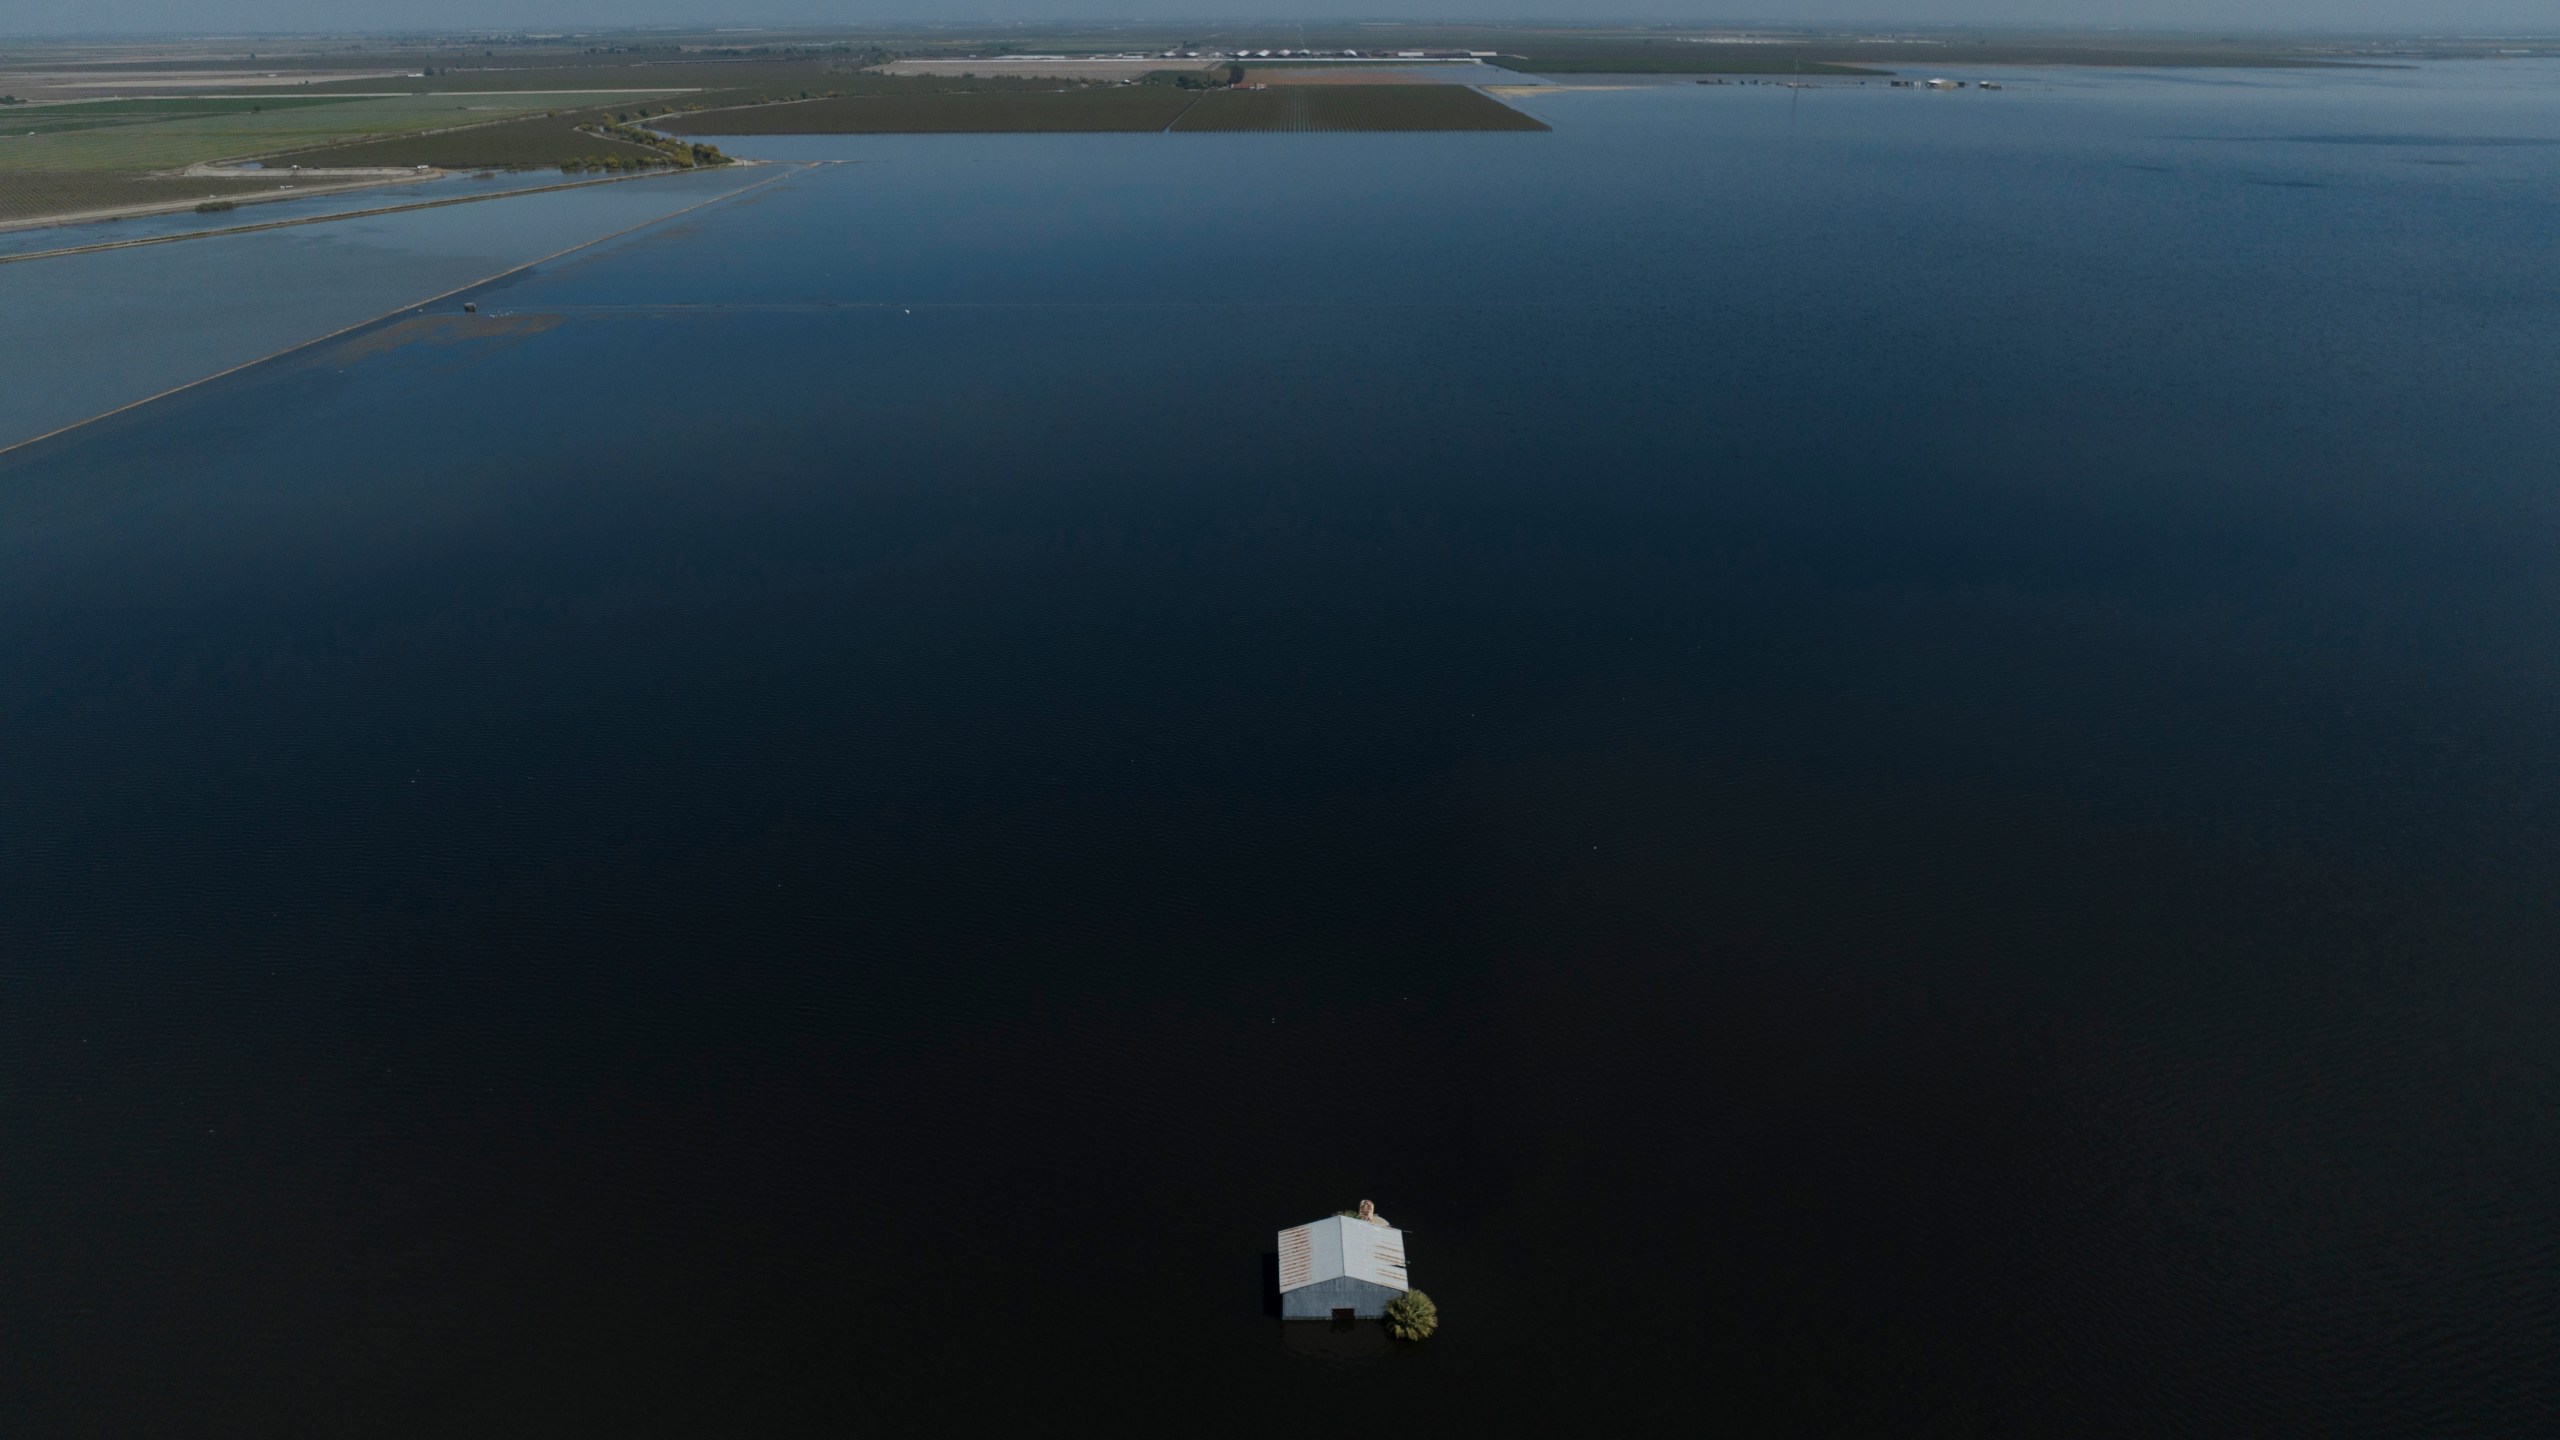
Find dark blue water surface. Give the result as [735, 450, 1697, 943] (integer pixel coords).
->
[6, 64, 2559, 1434]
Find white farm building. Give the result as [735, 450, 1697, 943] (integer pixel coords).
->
[1277, 1207, 1409, 1320]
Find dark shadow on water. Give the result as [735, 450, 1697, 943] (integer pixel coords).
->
[1280, 1318, 1393, 1364]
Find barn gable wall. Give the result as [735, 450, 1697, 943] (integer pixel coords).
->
[1279, 1275, 1401, 1320]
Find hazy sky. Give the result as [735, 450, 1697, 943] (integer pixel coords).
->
[5, 0, 2557, 38]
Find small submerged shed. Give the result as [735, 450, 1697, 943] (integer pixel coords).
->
[1278, 1200, 1408, 1320]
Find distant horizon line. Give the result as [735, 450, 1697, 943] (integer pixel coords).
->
[9, 19, 2560, 41]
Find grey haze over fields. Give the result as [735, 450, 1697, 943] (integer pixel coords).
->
[6, 1, 2560, 38]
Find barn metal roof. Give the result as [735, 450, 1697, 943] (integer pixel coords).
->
[1276, 1215, 1409, 1294]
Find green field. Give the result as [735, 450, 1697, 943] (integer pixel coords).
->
[1487, 36, 2348, 75]
[648, 70, 1125, 121]
[0, 87, 689, 226]
[0, 92, 669, 172]
[0, 27, 2379, 227]
[658, 82, 1545, 135]
[663, 86, 1198, 135]
[289, 60, 833, 97]
[269, 109, 672, 169]
[1171, 86, 1548, 133]
[0, 96, 361, 136]
[0, 48, 1064, 228]
[1491, 48, 1885, 76]
[0, 170, 292, 224]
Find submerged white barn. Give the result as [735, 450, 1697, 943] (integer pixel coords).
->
[1277, 1207, 1409, 1320]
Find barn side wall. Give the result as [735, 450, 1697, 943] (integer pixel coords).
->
[1280, 1276, 1401, 1320]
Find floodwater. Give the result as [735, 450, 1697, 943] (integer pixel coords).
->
[5, 61, 2558, 1434]
[0, 166, 772, 451]
[0, 166, 593, 258]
